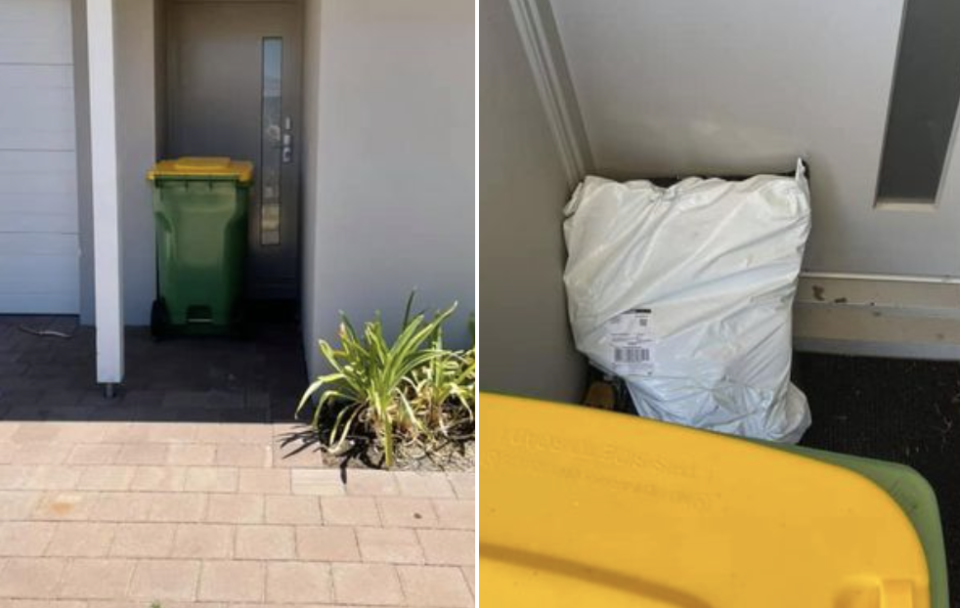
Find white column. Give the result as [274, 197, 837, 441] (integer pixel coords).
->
[86, 0, 124, 391]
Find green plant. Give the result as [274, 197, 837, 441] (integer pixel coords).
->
[410, 318, 475, 442]
[297, 294, 457, 468]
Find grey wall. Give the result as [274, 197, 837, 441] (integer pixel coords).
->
[72, 0, 94, 324]
[479, 0, 584, 403]
[114, 0, 157, 325]
[301, 0, 475, 376]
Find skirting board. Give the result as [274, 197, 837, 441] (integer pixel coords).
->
[794, 273, 960, 360]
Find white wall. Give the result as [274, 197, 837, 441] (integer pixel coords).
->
[302, 0, 475, 375]
[478, 0, 584, 402]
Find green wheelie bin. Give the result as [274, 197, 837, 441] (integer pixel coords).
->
[146, 157, 253, 337]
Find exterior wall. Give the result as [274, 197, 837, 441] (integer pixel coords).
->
[114, 0, 158, 325]
[302, 0, 475, 376]
[478, 0, 585, 402]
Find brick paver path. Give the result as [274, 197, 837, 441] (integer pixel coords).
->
[0, 416, 475, 607]
[0, 318, 476, 607]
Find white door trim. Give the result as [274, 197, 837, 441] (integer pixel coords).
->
[86, 0, 124, 387]
[795, 273, 960, 360]
[508, 0, 591, 188]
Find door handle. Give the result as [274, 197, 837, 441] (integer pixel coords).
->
[282, 133, 293, 163]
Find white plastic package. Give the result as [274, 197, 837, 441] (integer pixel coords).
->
[563, 161, 812, 443]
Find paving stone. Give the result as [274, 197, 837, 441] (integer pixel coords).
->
[377, 497, 439, 529]
[0, 425, 19, 443]
[122, 389, 166, 408]
[46, 522, 116, 556]
[238, 468, 290, 494]
[205, 494, 263, 524]
[417, 530, 475, 566]
[57, 422, 106, 444]
[77, 466, 135, 491]
[147, 493, 208, 522]
[3, 600, 87, 608]
[11, 424, 61, 443]
[172, 523, 234, 559]
[91, 492, 154, 522]
[296, 526, 360, 562]
[432, 499, 475, 530]
[216, 444, 270, 467]
[100, 423, 148, 444]
[0, 466, 30, 490]
[59, 558, 135, 599]
[291, 469, 345, 496]
[0, 557, 65, 598]
[343, 469, 400, 497]
[0, 491, 41, 520]
[35, 389, 84, 408]
[115, 443, 169, 465]
[398, 565, 473, 607]
[146, 422, 200, 444]
[22, 465, 81, 491]
[266, 561, 333, 604]
[331, 563, 403, 605]
[0, 521, 56, 555]
[32, 492, 97, 521]
[357, 527, 425, 564]
[162, 391, 209, 410]
[235, 525, 295, 560]
[321, 496, 381, 526]
[394, 471, 455, 498]
[11, 442, 72, 465]
[111, 522, 176, 557]
[129, 559, 201, 601]
[185, 467, 239, 493]
[462, 565, 475, 596]
[198, 561, 265, 602]
[67, 444, 121, 465]
[131, 465, 187, 492]
[196, 423, 265, 445]
[167, 443, 217, 466]
[447, 472, 475, 501]
[264, 495, 322, 525]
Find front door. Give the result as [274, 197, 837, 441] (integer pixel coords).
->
[165, 0, 302, 301]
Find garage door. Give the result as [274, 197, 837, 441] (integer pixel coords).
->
[0, 0, 79, 314]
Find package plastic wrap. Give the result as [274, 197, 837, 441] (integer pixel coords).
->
[563, 161, 812, 443]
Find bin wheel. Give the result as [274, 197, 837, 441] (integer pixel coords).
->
[150, 299, 170, 340]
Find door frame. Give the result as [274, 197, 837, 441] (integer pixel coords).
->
[161, 0, 305, 301]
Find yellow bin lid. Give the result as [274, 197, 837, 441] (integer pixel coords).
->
[481, 392, 931, 608]
[147, 157, 253, 184]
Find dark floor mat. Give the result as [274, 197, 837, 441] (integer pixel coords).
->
[794, 353, 960, 606]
